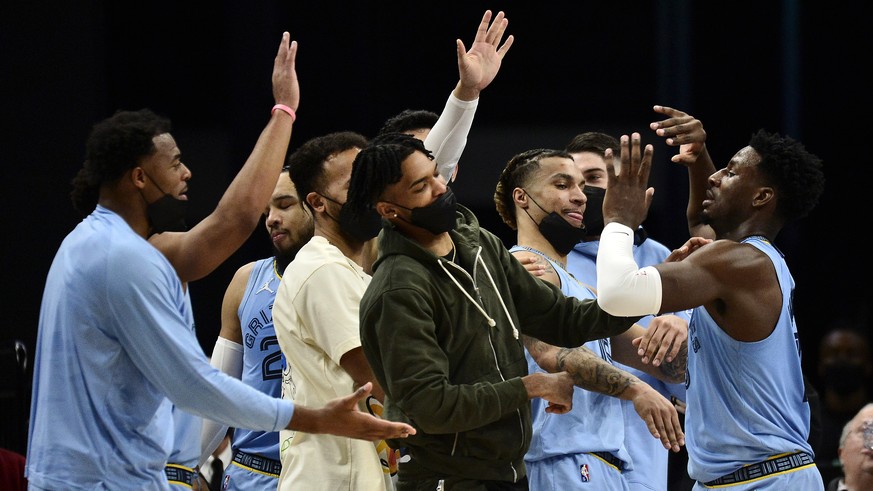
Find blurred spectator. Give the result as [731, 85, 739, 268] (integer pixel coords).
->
[815, 324, 873, 485]
[825, 403, 873, 491]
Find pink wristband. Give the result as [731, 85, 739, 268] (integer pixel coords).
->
[271, 104, 296, 123]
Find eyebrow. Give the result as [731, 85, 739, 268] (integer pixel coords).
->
[408, 175, 429, 190]
[408, 164, 438, 190]
[271, 193, 296, 202]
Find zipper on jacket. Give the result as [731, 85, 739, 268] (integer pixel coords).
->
[439, 250, 526, 467]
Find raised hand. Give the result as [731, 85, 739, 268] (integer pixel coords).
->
[272, 32, 300, 112]
[602, 133, 654, 230]
[650, 105, 706, 165]
[456, 10, 515, 98]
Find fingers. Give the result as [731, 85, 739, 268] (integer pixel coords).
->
[639, 318, 686, 365]
[352, 381, 373, 406]
[277, 31, 289, 56]
[619, 133, 652, 183]
[604, 148, 617, 182]
[498, 34, 515, 58]
[671, 396, 687, 414]
[544, 402, 571, 415]
[366, 419, 416, 441]
[662, 407, 685, 452]
[650, 105, 689, 132]
[485, 11, 508, 47]
[644, 403, 684, 452]
[456, 38, 467, 59]
[288, 40, 298, 63]
[518, 256, 546, 276]
[474, 10, 493, 43]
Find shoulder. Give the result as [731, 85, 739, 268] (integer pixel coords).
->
[686, 239, 772, 278]
[227, 260, 258, 292]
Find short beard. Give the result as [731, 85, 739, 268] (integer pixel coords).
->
[274, 243, 304, 275]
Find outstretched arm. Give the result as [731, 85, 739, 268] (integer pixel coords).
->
[289, 382, 415, 441]
[428, 9, 514, 182]
[650, 105, 715, 239]
[151, 32, 299, 282]
[523, 335, 684, 452]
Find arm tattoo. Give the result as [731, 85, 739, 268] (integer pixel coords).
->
[555, 345, 635, 397]
[532, 255, 557, 276]
[658, 342, 688, 384]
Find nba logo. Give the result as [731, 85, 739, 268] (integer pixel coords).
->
[580, 464, 590, 483]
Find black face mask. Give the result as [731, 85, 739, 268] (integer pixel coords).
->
[582, 185, 647, 245]
[521, 189, 586, 256]
[823, 361, 867, 396]
[389, 187, 458, 235]
[142, 172, 188, 233]
[582, 186, 606, 238]
[147, 194, 188, 233]
[320, 194, 383, 243]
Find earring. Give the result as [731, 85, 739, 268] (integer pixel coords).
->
[393, 213, 398, 218]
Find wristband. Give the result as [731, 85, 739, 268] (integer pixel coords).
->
[271, 103, 296, 123]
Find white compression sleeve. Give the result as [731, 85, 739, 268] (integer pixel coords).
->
[596, 222, 663, 316]
[199, 337, 244, 466]
[425, 93, 478, 182]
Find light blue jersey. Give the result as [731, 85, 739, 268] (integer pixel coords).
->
[222, 257, 284, 490]
[26, 206, 295, 490]
[513, 246, 630, 491]
[686, 237, 816, 486]
[569, 236, 690, 491]
[167, 291, 204, 489]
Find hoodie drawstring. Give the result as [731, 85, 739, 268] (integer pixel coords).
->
[437, 246, 520, 339]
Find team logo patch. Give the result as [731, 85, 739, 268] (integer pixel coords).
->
[580, 463, 590, 483]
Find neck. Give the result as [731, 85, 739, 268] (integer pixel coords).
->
[98, 188, 150, 239]
[845, 471, 873, 491]
[718, 219, 781, 243]
[391, 218, 453, 257]
[316, 223, 365, 267]
[405, 227, 452, 257]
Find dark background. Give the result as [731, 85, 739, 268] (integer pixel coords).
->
[2, 1, 870, 455]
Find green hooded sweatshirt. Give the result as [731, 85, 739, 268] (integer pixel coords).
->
[359, 205, 638, 485]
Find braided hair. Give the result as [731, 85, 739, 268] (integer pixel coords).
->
[494, 148, 572, 230]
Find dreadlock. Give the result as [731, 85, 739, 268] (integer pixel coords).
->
[346, 133, 432, 219]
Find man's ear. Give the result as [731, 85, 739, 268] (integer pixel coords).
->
[306, 192, 325, 213]
[513, 187, 528, 209]
[752, 186, 775, 209]
[130, 167, 147, 190]
[375, 201, 398, 219]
